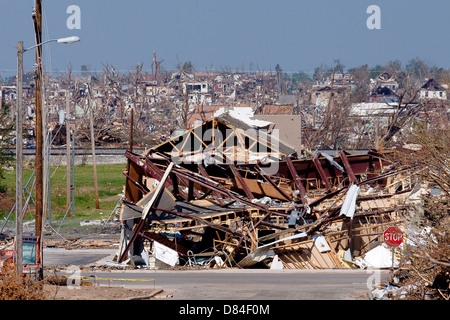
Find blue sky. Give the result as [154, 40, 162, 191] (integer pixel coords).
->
[1, 0, 449, 77]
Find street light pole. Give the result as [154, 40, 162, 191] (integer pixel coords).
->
[16, 28, 79, 278]
[15, 41, 24, 275]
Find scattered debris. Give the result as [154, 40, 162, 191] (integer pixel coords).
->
[114, 114, 422, 274]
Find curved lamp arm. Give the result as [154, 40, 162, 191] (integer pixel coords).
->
[24, 36, 80, 52]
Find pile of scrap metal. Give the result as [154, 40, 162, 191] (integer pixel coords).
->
[115, 114, 412, 269]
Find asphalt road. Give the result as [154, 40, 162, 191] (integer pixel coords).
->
[43, 248, 116, 267]
[43, 248, 389, 300]
[80, 269, 388, 300]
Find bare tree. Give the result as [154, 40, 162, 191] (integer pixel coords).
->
[378, 72, 423, 147]
[303, 73, 353, 150]
[180, 81, 190, 129]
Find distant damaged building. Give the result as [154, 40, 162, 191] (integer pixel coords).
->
[419, 78, 447, 101]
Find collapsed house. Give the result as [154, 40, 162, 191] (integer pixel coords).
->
[115, 113, 412, 269]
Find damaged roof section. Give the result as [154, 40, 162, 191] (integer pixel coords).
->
[148, 114, 296, 165]
[115, 114, 414, 271]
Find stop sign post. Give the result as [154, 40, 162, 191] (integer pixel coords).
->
[384, 226, 403, 268]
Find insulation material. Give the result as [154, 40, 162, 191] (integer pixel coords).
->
[270, 254, 284, 269]
[213, 107, 271, 128]
[340, 185, 361, 218]
[313, 235, 331, 253]
[363, 244, 398, 268]
[320, 152, 345, 172]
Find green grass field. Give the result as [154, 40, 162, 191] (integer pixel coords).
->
[0, 163, 126, 221]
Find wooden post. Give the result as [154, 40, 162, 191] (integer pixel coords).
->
[33, 0, 44, 280]
[124, 109, 136, 202]
[129, 108, 134, 153]
[88, 86, 100, 209]
[66, 90, 71, 215]
[15, 41, 23, 275]
[71, 130, 75, 216]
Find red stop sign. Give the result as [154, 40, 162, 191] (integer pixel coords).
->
[383, 226, 404, 247]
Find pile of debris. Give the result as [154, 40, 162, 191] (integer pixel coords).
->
[113, 114, 417, 271]
[368, 219, 449, 300]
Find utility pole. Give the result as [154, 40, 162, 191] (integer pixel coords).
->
[66, 90, 71, 216]
[129, 108, 134, 153]
[15, 41, 24, 275]
[87, 84, 100, 209]
[124, 108, 133, 202]
[32, 0, 44, 279]
[71, 128, 75, 216]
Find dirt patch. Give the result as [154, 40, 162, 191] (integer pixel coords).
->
[44, 284, 163, 300]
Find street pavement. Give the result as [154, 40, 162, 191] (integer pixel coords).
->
[43, 248, 389, 300]
[80, 269, 388, 300]
[43, 247, 116, 267]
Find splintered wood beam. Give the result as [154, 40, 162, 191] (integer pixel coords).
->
[125, 151, 166, 184]
[170, 166, 288, 217]
[125, 151, 190, 200]
[153, 207, 243, 237]
[178, 132, 191, 153]
[170, 172, 180, 198]
[255, 164, 293, 202]
[188, 180, 195, 201]
[122, 171, 148, 195]
[134, 153, 201, 201]
[230, 164, 255, 200]
[172, 169, 203, 201]
[142, 162, 175, 220]
[124, 161, 144, 202]
[313, 155, 332, 191]
[198, 164, 226, 206]
[119, 163, 174, 263]
[339, 150, 358, 184]
[285, 157, 307, 204]
[118, 215, 144, 263]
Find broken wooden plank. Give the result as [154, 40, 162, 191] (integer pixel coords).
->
[339, 150, 358, 184]
[255, 164, 293, 201]
[285, 157, 307, 204]
[230, 164, 255, 200]
[118, 163, 175, 263]
[313, 155, 332, 191]
[198, 164, 226, 206]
